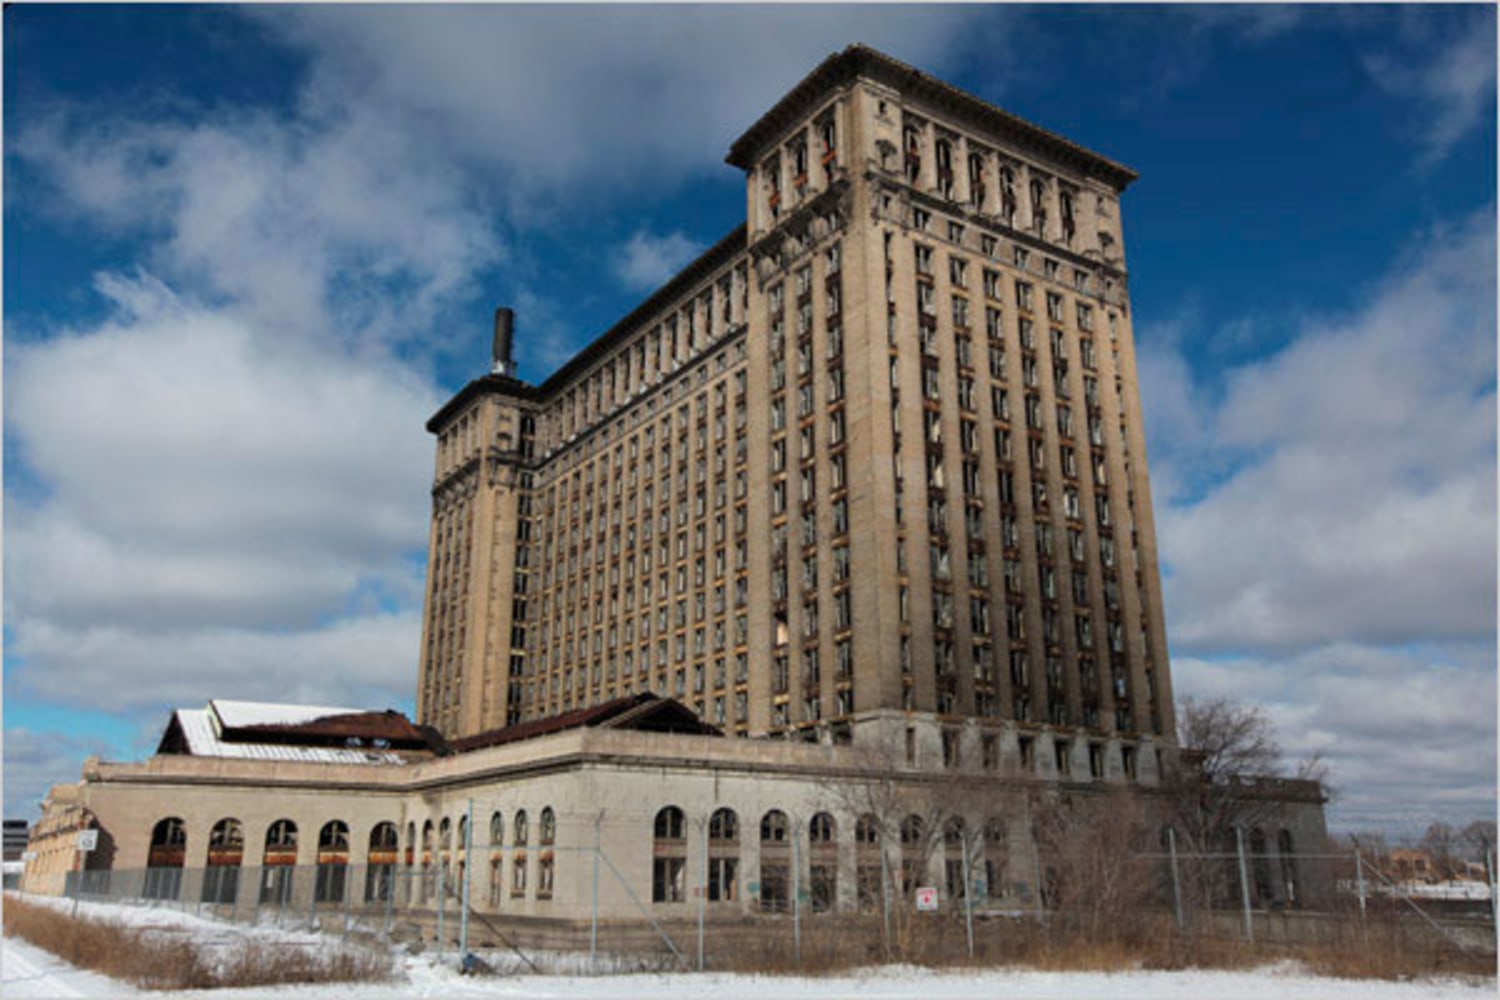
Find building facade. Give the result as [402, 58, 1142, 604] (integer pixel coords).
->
[419, 45, 1173, 759]
[25, 46, 1329, 931]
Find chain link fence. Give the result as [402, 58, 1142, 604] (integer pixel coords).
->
[46, 842, 1496, 973]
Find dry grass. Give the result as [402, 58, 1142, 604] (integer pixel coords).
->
[3, 895, 392, 990]
[699, 909, 1495, 982]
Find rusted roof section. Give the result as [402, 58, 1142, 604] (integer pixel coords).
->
[726, 44, 1137, 190]
[232, 709, 431, 748]
[156, 700, 437, 763]
[447, 693, 722, 754]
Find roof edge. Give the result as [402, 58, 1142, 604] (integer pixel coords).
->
[726, 44, 1137, 190]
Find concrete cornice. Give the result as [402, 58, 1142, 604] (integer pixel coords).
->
[727, 44, 1137, 192]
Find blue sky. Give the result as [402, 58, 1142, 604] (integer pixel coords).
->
[4, 5, 1495, 833]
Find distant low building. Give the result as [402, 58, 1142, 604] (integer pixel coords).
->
[3, 819, 30, 862]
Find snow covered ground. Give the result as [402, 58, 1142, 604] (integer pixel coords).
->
[2, 894, 1493, 999]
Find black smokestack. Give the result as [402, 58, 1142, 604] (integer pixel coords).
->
[492, 307, 515, 376]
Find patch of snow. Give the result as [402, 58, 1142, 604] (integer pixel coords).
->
[3, 894, 1492, 1000]
[2, 935, 141, 997]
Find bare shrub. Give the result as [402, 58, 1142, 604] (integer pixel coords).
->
[218, 938, 393, 987]
[1032, 789, 1159, 944]
[2, 897, 213, 989]
[3, 895, 391, 989]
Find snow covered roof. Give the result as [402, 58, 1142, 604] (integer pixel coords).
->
[209, 699, 369, 729]
[156, 700, 433, 765]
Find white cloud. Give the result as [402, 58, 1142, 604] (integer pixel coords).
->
[4, 274, 434, 716]
[6, 274, 437, 629]
[256, 7, 981, 204]
[3, 728, 117, 821]
[1145, 210, 1497, 830]
[9, 613, 421, 716]
[1146, 210, 1496, 652]
[614, 230, 704, 293]
[1364, 18, 1496, 168]
[17, 104, 503, 351]
[1173, 642, 1496, 829]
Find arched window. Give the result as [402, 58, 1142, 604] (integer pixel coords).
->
[653, 806, 685, 841]
[983, 818, 1008, 901]
[855, 813, 882, 913]
[898, 814, 926, 896]
[318, 821, 350, 852]
[370, 822, 399, 852]
[709, 808, 738, 843]
[707, 808, 739, 903]
[540, 807, 556, 845]
[935, 138, 954, 198]
[1030, 177, 1048, 235]
[208, 818, 243, 852]
[260, 819, 298, 905]
[315, 821, 350, 903]
[513, 810, 529, 846]
[366, 821, 399, 903]
[421, 820, 434, 853]
[145, 817, 186, 900]
[457, 815, 468, 849]
[202, 818, 242, 905]
[439, 817, 452, 851]
[759, 810, 791, 912]
[149, 817, 187, 854]
[1278, 829, 1300, 906]
[652, 807, 686, 903]
[1250, 827, 1274, 904]
[265, 819, 298, 852]
[489, 811, 505, 846]
[943, 818, 968, 903]
[809, 812, 837, 913]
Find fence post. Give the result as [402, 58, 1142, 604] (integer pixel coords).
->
[460, 798, 473, 962]
[960, 831, 974, 958]
[384, 865, 395, 938]
[590, 811, 602, 974]
[343, 865, 352, 939]
[791, 817, 801, 967]
[1355, 850, 1367, 925]
[1167, 826, 1185, 931]
[436, 864, 445, 959]
[1486, 845, 1497, 930]
[879, 838, 892, 955]
[1234, 826, 1253, 943]
[697, 817, 707, 972]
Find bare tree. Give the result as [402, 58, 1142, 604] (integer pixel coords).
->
[1031, 789, 1158, 942]
[1419, 821, 1461, 880]
[1164, 697, 1328, 917]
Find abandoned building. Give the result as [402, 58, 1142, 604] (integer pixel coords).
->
[22, 44, 1327, 930]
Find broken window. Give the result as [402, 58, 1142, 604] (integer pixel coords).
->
[652, 806, 687, 903]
